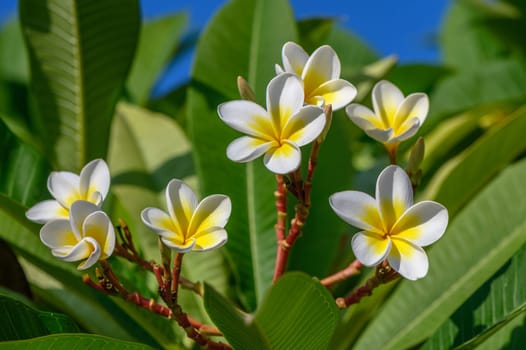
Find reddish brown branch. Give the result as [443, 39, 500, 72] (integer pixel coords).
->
[321, 259, 363, 287]
[335, 262, 399, 309]
[275, 174, 288, 242]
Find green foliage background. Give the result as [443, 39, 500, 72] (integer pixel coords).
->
[1, 0, 526, 348]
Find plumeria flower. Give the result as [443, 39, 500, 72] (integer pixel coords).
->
[275, 41, 357, 110]
[40, 200, 115, 270]
[141, 179, 231, 253]
[218, 73, 326, 174]
[329, 165, 448, 280]
[346, 80, 429, 146]
[26, 159, 110, 224]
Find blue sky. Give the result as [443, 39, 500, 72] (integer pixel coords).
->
[0, 0, 449, 94]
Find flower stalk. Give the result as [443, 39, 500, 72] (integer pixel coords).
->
[321, 259, 363, 287]
[335, 262, 399, 309]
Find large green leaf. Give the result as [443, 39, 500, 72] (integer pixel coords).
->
[0, 334, 156, 350]
[441, 1, 511, 70]
[205, 272, 339, 350]
[0, 291, 79, 341]
[126, 13, 188, 105]
[188, 0, 296, 310]
[0, 119, 49, 206]
[353, 158, 526, 350]
[422, 241, 526, 349]
[422, 58, 526, 135]
[19, 0, 140, 171]
[0, 19, 29, 83]
[422, 106, 526, 215]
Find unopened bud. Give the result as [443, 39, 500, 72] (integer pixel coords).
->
[407, 137, 425, 176]
[237, 76, 256, 102]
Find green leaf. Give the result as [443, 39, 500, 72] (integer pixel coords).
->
[205, 272, 339, 350]
[441, 1, 511, 70]
[423, 58, 526, 135]
[421, 241, 526, 349]
[126, 13, 188, 105]
[254, 272, 339, 350]
[0, 291, 79, 341]
[0, 119, 50, 206]
[422, 106, 526, 215]
[204, 282, 269, 350]
[19, 0, 140, 171]
[0, 19, 29, 83]
[353, 158, 526, 350]
[188, 0, 296, 310]
[0, 334, 157, 350]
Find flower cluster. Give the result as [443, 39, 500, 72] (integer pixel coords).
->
[27, 160, 231, 269]
[26, 159, 114, 270]
[219, 41, 448, 280]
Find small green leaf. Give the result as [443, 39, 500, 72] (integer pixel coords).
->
[0, 334, 157, 350]
[19, 0, 140, 171]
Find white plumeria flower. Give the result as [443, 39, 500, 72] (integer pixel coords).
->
[141, 179, 231, 253]
[275, 41, 357, 110]
[26, 159, 110, 224]
[40, 200, 115, 270]
[346, 80, 429, 145]
[218, 73, 326, 174]
[329, 165, 448, 280]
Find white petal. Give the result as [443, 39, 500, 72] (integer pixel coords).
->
[372, 80, 404, 128]
[263, 141, 301, 174]
[266, 73, 304, 130]
[218, 100, 273, 139]
[26, 200, 68, 224]
[226, 136, 274, 162]
[303, 45, 340, 91]
[281, 41, 308, 76]
[75, 237, 102, 270]
[376, 165, 413, 230]
[329, 191, 384, 233]
[70, 201, 100, 240]
[388, 238, 429, 280]
[393, 93, 428, 129]
[275, 64, 285, 75]
[161, 236, 196, 253]
[40, 219, 77, 249]
[48, 171, 80, 208]
[79, 159, 110, 204]
[193, 228, 228, 252]
[390, 118, 421, 142]
[308, 79, 357, 110]
[392, 201, 448, 247]
[282, 105, 325, 146]
[52, 238, 92, 263]
[82, 211, 115, 259]
[188, 195, 231, 236]
[166, 179, 197, 236]
[351, 231, 391, 266]
[346, 104, 393, 143]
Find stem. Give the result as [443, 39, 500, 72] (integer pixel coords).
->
[335, 262, 399, 309]
[171, 252, 184, 304]
[273, 202, 309, 282]
[275, 174, 288, 242]
[386, 143, 399, 165]
[321, 259, 363, 287]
